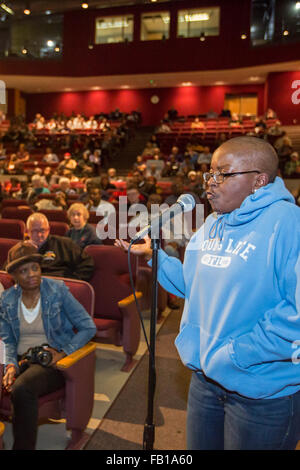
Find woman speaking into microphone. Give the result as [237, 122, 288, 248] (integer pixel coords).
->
[115, 136, 300, 450]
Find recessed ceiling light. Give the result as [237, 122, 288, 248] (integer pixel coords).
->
[249, 76, 261, 81]
[45, 10, 51, 15]
[91, 86, 101, 90]
[283, 29, 289, 36]
[47, 40, 54, 47]
[121, 85, 130, 89]
[22, 47, 28, 54]
[214, 81, 225, 85]
[181, 82, 192, 86]
[81, 2, 88, 8]
[64, 88, 72, 91]
[241, 33, 247, 40]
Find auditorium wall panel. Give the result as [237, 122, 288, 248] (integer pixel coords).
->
[25, 84, 265, 125]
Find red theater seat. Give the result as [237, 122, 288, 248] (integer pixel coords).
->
[0, 219, 25, 240]
[84, 245, 142, 372]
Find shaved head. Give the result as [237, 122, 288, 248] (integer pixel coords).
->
[216, 136, 279, 182]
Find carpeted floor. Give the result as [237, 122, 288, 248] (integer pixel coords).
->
[84, 306, 191, 451]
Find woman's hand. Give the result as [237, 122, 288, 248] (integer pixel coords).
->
[44, 347, 67, 366]
[3, 365, 17, 392]
[114, 236, 153, 261]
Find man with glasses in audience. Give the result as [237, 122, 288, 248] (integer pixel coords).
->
[25, 213, 94, 281]
[116, 136, 300, 450]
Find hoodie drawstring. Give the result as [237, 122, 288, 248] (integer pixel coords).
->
[209, 216, 225, 241]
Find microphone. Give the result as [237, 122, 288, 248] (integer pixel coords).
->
[131, 193, 196, 242]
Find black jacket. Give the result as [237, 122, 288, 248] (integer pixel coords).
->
[38, 235, 94, 281]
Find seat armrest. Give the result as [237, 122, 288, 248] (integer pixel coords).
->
[117, 291, 142, 308]
[56, 342, 97, 369]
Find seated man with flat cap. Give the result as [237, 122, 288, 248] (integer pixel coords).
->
[25, 212, 95, 281]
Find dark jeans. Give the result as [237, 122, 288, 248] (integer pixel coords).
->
[187, 371, 300, 450]
[10, 362, 65, 450]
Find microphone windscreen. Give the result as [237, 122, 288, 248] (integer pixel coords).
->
[177, 193, 196, 212]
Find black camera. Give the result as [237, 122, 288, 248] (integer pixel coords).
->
[22, 344, 53, 367]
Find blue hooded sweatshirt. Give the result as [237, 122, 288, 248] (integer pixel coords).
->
[154, 177, 300, 399]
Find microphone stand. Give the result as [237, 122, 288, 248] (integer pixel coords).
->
[143, 235, 160, 450]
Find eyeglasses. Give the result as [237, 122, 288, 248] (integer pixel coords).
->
[203, 170, 260, 184]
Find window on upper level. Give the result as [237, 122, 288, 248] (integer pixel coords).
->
[251, 0, 300, 46]
[0, 13, 63, 59]
[95, 15, 134, 44]
[140, 11, 170, 41]
[177, 7, 220, 38]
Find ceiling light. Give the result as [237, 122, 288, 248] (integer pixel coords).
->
[200, 32, 205, 41]
[121, 85, 130, 89]
[0, 3, 14, 15]
[184, 13, 209, 22]
[64, 88, 72, 91]
[54, 44, 60, 52]
[24, 2, 31, 15]
[45, 10, 51, 15]
[214, 81, 225, 85]
[91, 86, 102, 90]
[181, 82, 192, 86]
[249, 76, 261, 81]
[88, 44, 94, 49]
[283, 29, 289, 36]
[296, 2, 300, 9]
[81, 2, 88, 8]
[47, 40, 54, 47]
[22, 47, 28, 54]
[241, 33, 247, 39]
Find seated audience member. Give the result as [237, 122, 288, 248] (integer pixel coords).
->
[206, 109, 218, 119]
[191, 117, 205, 129]
[34, 192, 67, 211]
[264, 108, 277, 120]
[24, 213, 94, 281]
[168, 145, 183, 163]
[274, 131, 292, 151]
[100, 173, 116, 191]
[107, 167, 118, 181]
[267, 120, 283, 137]
[229, 113, 241, 127]
[132, 155, 147, 174]
[27, 175, 50, 203]
[156, 121, 172, 133]
[277, 137, 294, 175]
[179, 155, 195, 177]
[56, 177, 77, 196]
[43, 147, 59, 164]
[66, 203, 103, 249]
[13, 180, 31, 200]
[0, 241, 96, 450]
[161, 155, 180, 177]
[197, 146, 212, 167]
[58, 152, 77, 172]
[284, 152, 300, 177]
[126, 185, 145, 210]
[84, 115, 98, 130]
[186, 171, 206, 198]
[43, 166, 57, 186]
[85, 185, 115, 225]
[76, 151, 95, 178]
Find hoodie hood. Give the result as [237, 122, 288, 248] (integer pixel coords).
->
[209, 177, 294, 240]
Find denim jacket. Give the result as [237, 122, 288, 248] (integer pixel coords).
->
[0, 277, 96, 368]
